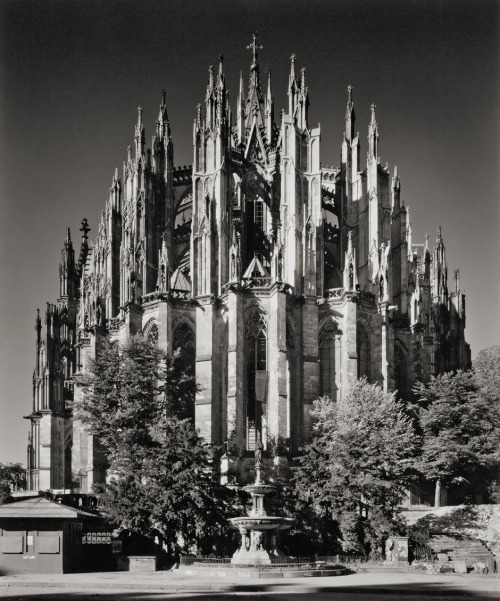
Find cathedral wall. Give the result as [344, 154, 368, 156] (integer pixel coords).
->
[301, 298, 319, 443]
[195, 299, 215, 442]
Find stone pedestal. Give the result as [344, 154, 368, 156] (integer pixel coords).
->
[394, 536, 409, 564]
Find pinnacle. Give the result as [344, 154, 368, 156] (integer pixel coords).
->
[436, 225, 442, 243]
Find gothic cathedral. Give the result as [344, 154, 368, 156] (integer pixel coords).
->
[26, 37, 470, 492]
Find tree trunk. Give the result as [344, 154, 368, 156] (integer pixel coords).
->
[434, 479, 441, 508]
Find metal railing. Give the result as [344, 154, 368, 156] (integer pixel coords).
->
[180, 554, 354, 568]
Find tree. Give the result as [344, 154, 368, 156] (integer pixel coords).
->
[474, 344, 500, 398]
[414, 370, 500, 507]
[75, 335, 237, 556]
[293, 380, 417, 554]
[0, 462, 26, 504]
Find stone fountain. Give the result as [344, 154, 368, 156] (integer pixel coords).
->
[229, 440, 295, 565]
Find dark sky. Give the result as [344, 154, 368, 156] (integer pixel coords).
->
[1, 0, 498, 465]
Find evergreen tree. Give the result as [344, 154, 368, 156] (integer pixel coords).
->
[293, 380, 417, 554]
[75, 335, 237, 556]
[414, 370, 500, 506]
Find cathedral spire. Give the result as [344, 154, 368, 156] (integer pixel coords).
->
[135, 106, 145, 157]
[436, 225, 443, 246]
[368, 103, 379, 161]
[59, 227, 75, 298]
[392, 164, 401, 209]
[265, 70, 274, 143]
[35, 308, 41, 346]
[345, 85, 356, 142]
[288, 53, 299, 118]
[77, 218, 91, 274]
[237, 70, 245, 145]
[368, 104, 378, 160]
[156, 89, 170, 140]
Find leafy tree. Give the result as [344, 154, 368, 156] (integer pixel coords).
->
[75, 334, 238, 556]
[0, 462, 26, 504]
[474, 344, 500, 398]
[293, 380, 417, 554]
[414, 370, 500, 506]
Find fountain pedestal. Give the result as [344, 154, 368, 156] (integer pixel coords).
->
[229, 464, 294, 565]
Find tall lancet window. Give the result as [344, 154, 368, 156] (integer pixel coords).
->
[286, 320, 294, 450]
[394, 343, 408, 401]
[173, 322, 196, 420]
[319, 320, 341, 400]
[245, 310, 268, 450]
[357, 326, 370, 381]
[243, 168, 270, 271]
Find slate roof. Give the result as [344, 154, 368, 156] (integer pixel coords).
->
[0, 497, 100, 520]
[170, 267, 191, 291]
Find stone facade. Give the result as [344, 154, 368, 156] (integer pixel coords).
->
[25, 36, 470, 492]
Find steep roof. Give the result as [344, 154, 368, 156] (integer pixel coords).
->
[170, 267, 191, 292]
[0, 496, 100, 520]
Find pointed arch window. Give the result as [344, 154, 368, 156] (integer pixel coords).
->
[173, 322, 195, 376]
[143, 319, 159, 345]
[319, 320, 341, 400]
[245, 310, 267, 449]
[394, 343, 408, 401]
[286, 320, 295, 449]
[357, 326, 370, 381]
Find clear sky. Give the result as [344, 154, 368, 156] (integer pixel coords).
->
[1, 0, 498, 466]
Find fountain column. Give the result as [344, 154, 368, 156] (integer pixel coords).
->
[229, 441, 295, 565]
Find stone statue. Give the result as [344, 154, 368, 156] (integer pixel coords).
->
[254, 438, 263, 467]
[385, 536, 394, 563]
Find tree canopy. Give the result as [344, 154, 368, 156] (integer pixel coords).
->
[293, 380, 417, 553]
[474, 343, 500, 398]
[0, 462, 25, 504]
[75, 335, 237, 556]
[414, 369, 500, 502]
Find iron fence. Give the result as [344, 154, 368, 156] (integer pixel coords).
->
[180, 554, 359, 568]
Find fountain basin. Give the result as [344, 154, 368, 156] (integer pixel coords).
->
[242, 484, 276, 495]
[229, 516, 295, 531]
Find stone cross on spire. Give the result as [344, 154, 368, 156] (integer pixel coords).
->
[247, 31, 263, 68]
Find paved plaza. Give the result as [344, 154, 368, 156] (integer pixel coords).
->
[0, 570, 498, 600]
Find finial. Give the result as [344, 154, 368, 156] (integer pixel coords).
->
[394, 165, 398, 178]
[218, 54, 224, 74]
[65, 227, 71, 244]
[347, 229, 353, 250]
[290, 53, 296, 78]
[114, 167, 119, 182]
[127, 145, 132, 162]
[347, 84, 353, 105]
[239, 70, 244, 96]
[424, 232, 429, 252]
[137, 106, 142, 125]
[247, 31, 263, 68]
[436, 225, 442, 243]
[301, 67, 306, 89]
[370, 103, 377, 124]
[80, 218, 90, 240]
[161, 89, 166, 107]
[196, 103, 202, 125]
[208, 65, 214, 89]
